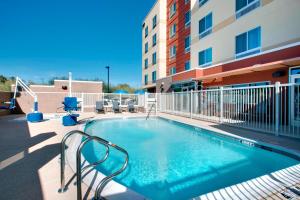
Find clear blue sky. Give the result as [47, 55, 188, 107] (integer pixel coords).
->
[0, 0, 155, 87]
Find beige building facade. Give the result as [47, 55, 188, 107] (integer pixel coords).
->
[142, 0, 167, 92]
[190, 0, 300, 70]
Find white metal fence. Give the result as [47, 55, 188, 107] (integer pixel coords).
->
[159, 83, 300, 138]
[71, 93, 145, 110]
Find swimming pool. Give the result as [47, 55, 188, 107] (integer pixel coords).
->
[83, 117, 299, 200]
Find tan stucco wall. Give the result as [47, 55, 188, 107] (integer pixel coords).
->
[30, 80, 103, 93]
[190, 0, 300, 70]
[142, 0, 167, 88]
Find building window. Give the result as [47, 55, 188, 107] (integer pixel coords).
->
[235, 26, 261, 58]
[145, 26, 148, 38]
[152, 15, 157, 29]
[144, 58, 148, 69]
[170, 24, 176, 38]
[145, 42, 148, 54]
[199, 13, 212, 39]
[170, 67, 176, 75]
[170, 2, 176, 18]
[152, 34, 157, 47]
[199, 0, 209, 7]
[198, 47, 212, 67]
[152, 52, 157, 65]
[185, 36, 190, 53]
[152, 71, 157, 83]
[144, 74, 148, 85]
[185, 61, 190, 70]
[185, 11, 191, 28]
[170, 45, 176, 58]
[236, 0, 260, 19]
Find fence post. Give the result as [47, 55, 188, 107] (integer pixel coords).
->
[172, 91, 175, 114]
[155, 93, 157, 115]
[275, 82, 280, 135]
[190, 90, 193, 118]
[145, 92, 148, 112]
[220, 87, 224, 123]
[81, 93, 84, 113]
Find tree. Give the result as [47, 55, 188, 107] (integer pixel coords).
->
[0, 75, 7, 83]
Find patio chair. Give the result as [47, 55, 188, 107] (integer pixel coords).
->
[95, 101, 105, 113]
[112, 100, 121, 113]
[128, 101, 136, 113]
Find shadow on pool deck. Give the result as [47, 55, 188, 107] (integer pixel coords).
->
[0, 117, 59, 200]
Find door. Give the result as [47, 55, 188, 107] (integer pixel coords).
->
[291, 76, 300, 127]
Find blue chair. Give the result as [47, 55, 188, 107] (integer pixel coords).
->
[62, 97, 80, 126]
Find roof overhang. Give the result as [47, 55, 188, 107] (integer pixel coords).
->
[142, 83, 156, 89]
[194, 57, 300, 82]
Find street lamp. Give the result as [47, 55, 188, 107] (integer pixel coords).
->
[105, 66, 110, 93]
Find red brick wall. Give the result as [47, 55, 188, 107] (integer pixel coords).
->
[167, 0, 190, 75]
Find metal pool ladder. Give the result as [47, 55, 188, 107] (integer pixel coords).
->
[58, 130, 129, 200]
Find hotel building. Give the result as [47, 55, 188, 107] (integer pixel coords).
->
[142, 0, 300, 92]
[142, 0, 167, 93]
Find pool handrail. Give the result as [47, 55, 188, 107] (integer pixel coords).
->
[94, 141, 129, 200]
[76, 136, 129, 200]
[58, 130, 91, 193]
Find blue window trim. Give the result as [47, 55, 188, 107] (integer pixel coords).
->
[170, 67, 176, 75]
[198, 47, 212, 67]
[152, 52, 157, 65]
[235, 26, 261, 59]
[199, 12, 212, 39]
[152, 34, 157, 47]
[145, 26, 148, 38]
[152, 15, 157, 29]
[144, 59, 148, 69]
[170, 24, 176, 38]
[152, 71, 157, 83]
[170, 2, 176, 18]
[185, 61, 190, 71]
[170, 45, 176, 59]
[145, 42, 148, 54]
[199, 0, 209, 7]
[236, 0, 260, 19]
[185, 36, 191, 53]
[144, 74, 148, 85]
[185, 11, 191, 28]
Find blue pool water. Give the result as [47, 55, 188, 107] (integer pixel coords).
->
[83, 117, 299, 200]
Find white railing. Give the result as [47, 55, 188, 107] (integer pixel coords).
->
[71, 93, 146, 109]
[159, 82, 300, 138]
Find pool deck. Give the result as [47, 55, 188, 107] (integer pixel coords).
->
[0, 112, 299, 200]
